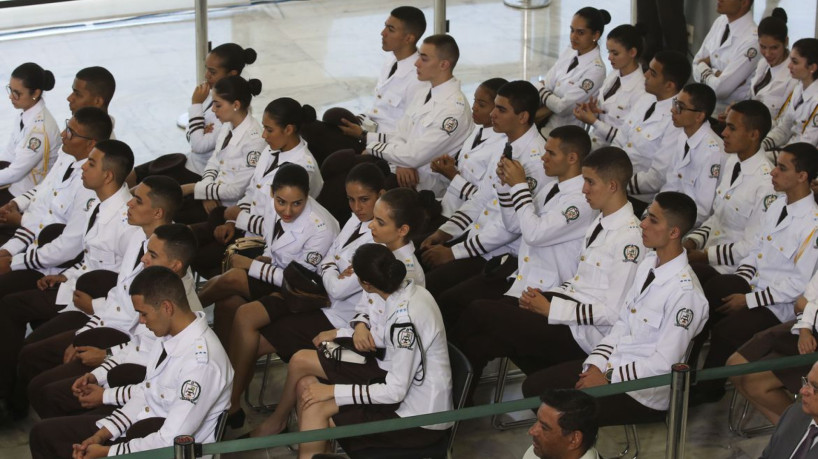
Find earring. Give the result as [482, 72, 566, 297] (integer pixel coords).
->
[233, 108, 237, 112]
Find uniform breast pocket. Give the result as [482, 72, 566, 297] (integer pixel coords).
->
[523, 266, 559, 291]
[635, 308, 664, 335]
[157, 382, 176, 411]
[88, 248, 116, 267]
[382, 90, 403, 108]
[574, 256, 610, 289]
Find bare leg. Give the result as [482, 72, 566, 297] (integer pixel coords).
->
[214, 295, 248, 346]
[251, 350, 327, 437]
[728, 353, 794, 424]
[198, 268, 251, 307]
[296, 376, 339, 459]
[228, 301, 274, 414]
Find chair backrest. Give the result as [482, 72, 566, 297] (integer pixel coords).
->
[446, 342, 474, 451]
[214, 409, 229, 442]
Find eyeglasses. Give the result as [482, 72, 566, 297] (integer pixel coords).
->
[5, 85, 22, 101]
[64, 119, 95, 141]
[671, 98, 704, 114]
[802, 376, 818, 393]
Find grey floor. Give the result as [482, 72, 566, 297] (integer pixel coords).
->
[0, 0, 811, 457]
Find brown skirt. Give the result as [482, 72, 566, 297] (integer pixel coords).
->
[333, 406, 448, 452]
[737, 320, 813, 393]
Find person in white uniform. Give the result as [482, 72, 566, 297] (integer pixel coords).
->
[693, 0, 760, 114]
[29, 266, 232, 459]
[574, 24, 646, 149]
[1, 62, 61, 206]
[536, 7, 608, 137]
[522, 192, 708, 426]
[128, 43, 258, 186]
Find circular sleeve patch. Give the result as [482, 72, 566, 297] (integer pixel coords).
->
[580, 79, 594, 93]
[623, 244, 640, 263]
[246, 151, 261, 167]
[180, 380, 201, 404]
[441, 117, 459, 134]
[27, 137, 42, 152]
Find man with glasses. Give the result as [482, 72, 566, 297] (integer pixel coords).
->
[655, 83, 726, 226]
[761, 361, 818, 459]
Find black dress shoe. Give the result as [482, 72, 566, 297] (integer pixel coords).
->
[226, 408, 246, 429]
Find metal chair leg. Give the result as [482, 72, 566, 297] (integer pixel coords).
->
[490, 358, 532, 430]
[244, 354, 283, 411]
[727, 389, 776, 437]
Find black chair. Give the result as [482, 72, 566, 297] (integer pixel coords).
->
[345, 343, 474, 459]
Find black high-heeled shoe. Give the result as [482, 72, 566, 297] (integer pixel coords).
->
[226, 408, 246, 429]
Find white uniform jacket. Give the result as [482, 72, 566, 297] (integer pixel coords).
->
[9, 160, 98, 275]
[366, 77, 473, 197]
[97, 313, 233, 456]
[56, 186, 141, 310]
[584, 251, 708, 411]
[360, 51, 429, 135]
[763, 79, 818, 153]
[440, 125, 549, 261]
[498, 175, 597, 298]
[750, 57, 798, 123]
[732, 194, 818, 322]
[685, 150, 778, 274]
[589, 68, 646, 148]
[693, 11, 760, 113]
[334, 281, 453, 430]
[234, 139, 323, 236]
[539, 46, 606, 135]
[185, 95, 222, 175]
[547, 202, 646, 353]
[441, 125, 506, 217]
[319, 215, 375, 330]
[794, 270, 818, 334]
[247, 197, 339, 287]
[4, 154, 94, 257]
[335, 242, 425, 349]
[660, 123, 727, 225]
[193, 114, 266, 207]
[1, 98, 60, 196]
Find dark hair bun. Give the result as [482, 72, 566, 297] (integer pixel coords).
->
[302, 104, 317, 124]
[243, 47, 258, 65]
[599, 9, 611, 25]
[771, 7, 788, 23]
[42, 70, 56, 91]
[248, 78, 262, 97]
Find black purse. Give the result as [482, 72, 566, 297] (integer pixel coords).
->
[281, 261, 331, 313]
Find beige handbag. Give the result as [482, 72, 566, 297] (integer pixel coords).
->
[222, 236, 266, 273]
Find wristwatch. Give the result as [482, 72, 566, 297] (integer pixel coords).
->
[605, 368, 613, 383]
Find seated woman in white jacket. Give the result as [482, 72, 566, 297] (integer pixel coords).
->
[244, 187, 428, 436]
[1, 62, 61, 206]
[276, 243, 451, 458]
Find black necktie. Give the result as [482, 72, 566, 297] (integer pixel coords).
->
[272, 219, 285, 241]
[61, 164, 74, 182]
[544, 183, 560, 205]
[754, 68, 773, 94]
[793, 424, 818, 459]
[471, 128, 484, 149]
[204, 100, 213, 111]
[155, 346, 167, 368]
[343, 222, 364, 248]
[795, 96, 805, 111]
[220, 130, 233, 151]
[566, 56, 579, 73]
[19, 117, 24, 131]
[586, 222, 603, 247]
[777, 205, 788, 226]
[641, 270, 655, 293]
[502, 142, 513, 160]
[388, 62, 398, 78]
[133, 242, 146, 270]
[85, 204, 100, 235]
[643, 102, 657, 122]
[720, 23, 730, 45]
[683, 142, 690, 160]
[424, 91, 432, 104]
[730, 161, 741, 185]
[264, 152, 281, 176]
[603, 77, 621, 100]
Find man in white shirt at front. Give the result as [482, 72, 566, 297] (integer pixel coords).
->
[522, 389, 601, 459]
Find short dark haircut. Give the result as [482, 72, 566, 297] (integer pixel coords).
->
[780, 142, 818, 183]
[345, 162, 386, 192]
[76, 66, 116, 108]
[653, 50, 692, 92]
[352, 243, 407, 294]
[607, 24, 644, 59]
[272, 163, 310, 196]
[73, 106, 113, 141]
[682, 83, 717, 119]
[423, 34, 460, 69]
[497, 80, 540, 127]
[479, 77, 509, 97]
[378, 188, 428, 239]
[583, 146, 633, 190]
[654, 191, 698, 236]
[539, 389, 599, 452]
[153, 223, 198, 271]
[94, 139, 134, 187]
[141, 176, 183, 222]
[390, 6, 426, 41]
[548, 125, 592, 164]
[730, 100, 773, 141]
[793, 38, 818, 80]
[129, 265, 190, 312]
